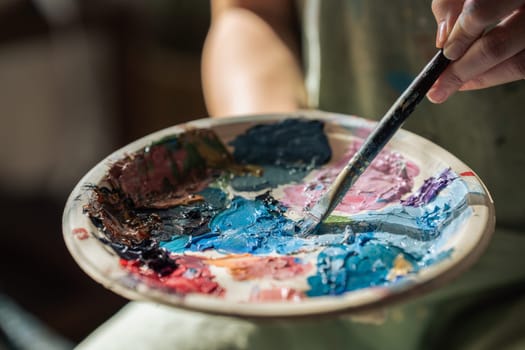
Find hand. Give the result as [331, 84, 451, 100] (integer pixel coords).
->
[427, 0, 525, 103]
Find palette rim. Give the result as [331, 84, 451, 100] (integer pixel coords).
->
[62, 110, 495, 318]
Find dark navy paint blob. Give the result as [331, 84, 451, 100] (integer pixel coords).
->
[230, 119, 332, 169]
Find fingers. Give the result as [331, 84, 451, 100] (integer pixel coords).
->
[431, 0, 465, 47]
[444, 0, 525, 60]
[459, 49, 525, 90]
[427, 5, 525, 103]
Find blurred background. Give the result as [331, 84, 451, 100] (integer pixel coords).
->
[0, 0, 210, 347]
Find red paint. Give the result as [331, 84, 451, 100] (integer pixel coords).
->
[121, 255, 224, 296]
[72, 227, 89, 240]
[460, 171, 475, 177]
[208, 255, 311, 281]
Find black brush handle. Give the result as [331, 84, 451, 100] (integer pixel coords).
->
[309, 50, 451, 223]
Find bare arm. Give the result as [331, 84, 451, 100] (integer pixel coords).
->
[201, 0, 306, 117]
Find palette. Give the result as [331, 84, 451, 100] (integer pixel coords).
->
[62, 110, 494, 318]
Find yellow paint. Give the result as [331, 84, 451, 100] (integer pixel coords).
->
[387, 254, 413, 281]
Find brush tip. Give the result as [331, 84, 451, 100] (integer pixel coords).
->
[298, 212, 322, 237]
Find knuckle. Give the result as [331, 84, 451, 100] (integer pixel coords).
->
[457, 17, 480, 40]
[444, 69, 466, 88]
[460, 0, 492, 36]
[479, 29, 509, 63]
[464, 0, 491, 22]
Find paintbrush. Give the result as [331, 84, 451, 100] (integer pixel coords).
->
[302, 49, 451, 234]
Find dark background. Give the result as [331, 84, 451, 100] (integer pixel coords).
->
[0, 0, 210, 345]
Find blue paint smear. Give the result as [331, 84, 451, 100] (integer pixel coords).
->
[306, 236, 455, 296]
[346, 201, 458, 241]
[159, 235, 189, 254]
[188, 196, 304, 255]
[307, 238, 420, 296]
[167, 195, 353, 255]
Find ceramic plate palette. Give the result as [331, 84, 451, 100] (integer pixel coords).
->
[63, 111, 495, 318]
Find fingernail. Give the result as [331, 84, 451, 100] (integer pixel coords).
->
[443, 40, 464, 60]
[427, 87, 447, 104]
[436, 21, 447, 48]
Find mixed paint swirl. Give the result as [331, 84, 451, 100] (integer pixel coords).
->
[83, 118, 472, 301]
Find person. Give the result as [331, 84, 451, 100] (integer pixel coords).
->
[77, 1, 525, 349]
[199, 0, 525, 349]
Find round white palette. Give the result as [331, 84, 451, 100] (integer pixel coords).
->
[62, 110, 495, 318]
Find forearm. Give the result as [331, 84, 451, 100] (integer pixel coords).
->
[202, 1, 306, 117]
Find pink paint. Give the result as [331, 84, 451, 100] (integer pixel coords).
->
[208, 255, 311, 281]
[282, 141, 419, 214]
[120, 255, 224, 296]
[72, 227, 89, 240]
[249, 287, 305, 302]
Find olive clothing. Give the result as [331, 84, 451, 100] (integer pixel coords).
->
[77, 2, 525, 349]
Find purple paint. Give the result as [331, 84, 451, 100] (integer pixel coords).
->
[402, 168, 457, 207]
